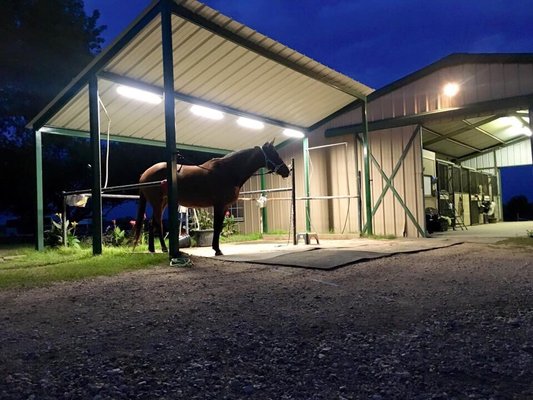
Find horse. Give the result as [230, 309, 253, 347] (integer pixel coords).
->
[133, 140, 290, 256]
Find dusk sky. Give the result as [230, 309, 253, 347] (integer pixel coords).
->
[84, 0, 533, 89]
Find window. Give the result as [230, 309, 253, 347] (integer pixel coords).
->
[227, 200, 244, 222]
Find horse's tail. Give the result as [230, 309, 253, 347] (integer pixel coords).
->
[132, 191, 147, 250]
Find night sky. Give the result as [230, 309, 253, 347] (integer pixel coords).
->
[83, 0, 533, 203]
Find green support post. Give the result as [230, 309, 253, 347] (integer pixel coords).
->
[361, 99, 373, 235]
[89, 76, 103, 255]
[34, 129, 44, 250]
[260, 169, 268, 233]
[161, 0, 179, 260]
[303, 137, 311, 232]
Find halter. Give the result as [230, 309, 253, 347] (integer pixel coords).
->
[260, 146, 285, 174]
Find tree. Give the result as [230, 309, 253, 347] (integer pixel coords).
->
[0, 0, 105, 233]
[504, 195, 533, 221]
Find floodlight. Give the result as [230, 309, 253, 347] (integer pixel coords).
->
[443, 82, 460, 97]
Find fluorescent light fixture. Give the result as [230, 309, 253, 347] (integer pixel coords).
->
[116, 85, 162, 104]
[521, 126, 532, 137]
[237, 117, 264, 130]
[283, 128, 305, 138]
[190, 105, 224, 120]
[443, 82, 459, 97]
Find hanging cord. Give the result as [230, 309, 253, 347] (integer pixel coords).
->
[98, 96, 112, 188]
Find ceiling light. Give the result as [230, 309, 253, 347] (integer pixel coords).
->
[521, 126, 532, 137]
[237, 117, 264, 130]
[116, 85, 162, 104]
[443, 82, 459, 97]
[190, 105, 223, 120]
[283, 128, 305, 138]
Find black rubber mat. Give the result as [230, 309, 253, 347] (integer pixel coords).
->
[249, 248, 390, 270]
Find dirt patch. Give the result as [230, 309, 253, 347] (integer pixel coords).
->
[1, 242, 532, 399]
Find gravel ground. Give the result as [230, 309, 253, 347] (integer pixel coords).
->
[1, 242, 532, 399]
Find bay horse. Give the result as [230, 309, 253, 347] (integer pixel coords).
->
[133, 140, 290, 255]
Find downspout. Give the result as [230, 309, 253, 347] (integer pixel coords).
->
[361, 99, 373, 235]
[161, 0, 179, 260]
[34, 129, 44, 250]
[88, 76, 103, 255]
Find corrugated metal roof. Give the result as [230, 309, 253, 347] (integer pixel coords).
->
[424, 113, 530, 159]
[29, 0, 373, 152]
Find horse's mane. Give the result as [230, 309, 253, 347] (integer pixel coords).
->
[209, 146, 259, 167]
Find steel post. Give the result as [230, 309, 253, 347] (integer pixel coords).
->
[361, 99, 373, 235]
[34, 129, 44, 250]
[89, 76, 103, 255]
[161, 0, 179, 259]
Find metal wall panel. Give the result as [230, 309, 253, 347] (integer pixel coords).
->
[368, 62, 533, 123]
[462, 139, 532, 169]
[366, 125, 424, 237]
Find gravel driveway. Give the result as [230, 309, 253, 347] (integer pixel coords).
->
[1, 242, 532, 399]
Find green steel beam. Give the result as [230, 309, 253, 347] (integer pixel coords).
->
[161, 0, 179, 259]
[34, 129, 44, 251]
[303, 137, 311, 232]
[39, 126, 230, 155]
[361, 100, 373, 235]
[89, 76, 103, 255]
[325, 94, 533, 138]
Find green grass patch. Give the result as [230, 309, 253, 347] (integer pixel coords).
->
[220, 232, 264, 243]
[0, 245, 167, 290]
[495, 237, 533, 248]
[360, 233, 397, 240]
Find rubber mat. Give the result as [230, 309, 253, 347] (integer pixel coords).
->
[248, 248, 390, 270]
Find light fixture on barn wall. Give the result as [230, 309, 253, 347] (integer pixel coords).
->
[190, 104, 224, 120]
[116, 85, 162, 104]
[442, 82, 460, 97]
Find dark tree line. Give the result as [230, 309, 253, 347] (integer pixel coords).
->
[1, 0, 106, 234]
[1, 1, 219, 237]
[503, 195, 533, 221]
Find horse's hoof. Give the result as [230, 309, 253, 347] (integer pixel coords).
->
[215, 250, 223, 256]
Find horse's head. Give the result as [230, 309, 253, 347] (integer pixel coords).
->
[261, 140, 290, 178]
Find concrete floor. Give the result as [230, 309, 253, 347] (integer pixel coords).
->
[181, 220, 533, 261]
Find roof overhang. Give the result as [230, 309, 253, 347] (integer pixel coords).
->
[28, 0, 372, 153]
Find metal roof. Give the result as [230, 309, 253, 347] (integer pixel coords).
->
[29, 0, 372, 153]
[325, 53, 533, 161]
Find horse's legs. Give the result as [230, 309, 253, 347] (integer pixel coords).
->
[212, 204, 225, 256]
[148, 218, 155, 253]
[152, 203, 168, 253]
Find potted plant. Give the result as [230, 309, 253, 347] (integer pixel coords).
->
[191, 209, 214, 247]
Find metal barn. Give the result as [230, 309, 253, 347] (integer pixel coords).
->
[28, 1, 533, 258]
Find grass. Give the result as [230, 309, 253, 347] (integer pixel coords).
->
[360, 233, 397, 240]
[495, 236, 533, 248]
[220, 232, 264, 243]
[0, 244, 167, 290]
